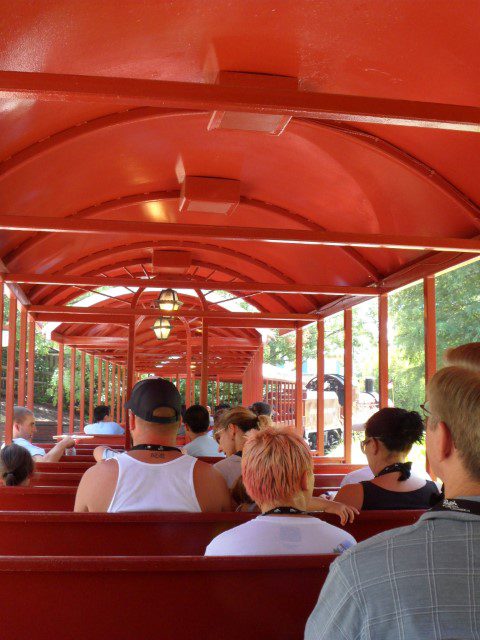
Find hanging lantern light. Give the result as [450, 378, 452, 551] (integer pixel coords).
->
[156, 288, 183, 312]
[153, 318, 172, 340]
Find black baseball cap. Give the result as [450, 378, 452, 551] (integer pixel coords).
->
[125, 378, 181, 424]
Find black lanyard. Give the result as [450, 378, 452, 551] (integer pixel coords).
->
[261, 507, 307, 516]
[376, 461, 412, 481]
[130, 444, 182, 453]
[430, 498, 480, 516]
[234, 451, 243, 457]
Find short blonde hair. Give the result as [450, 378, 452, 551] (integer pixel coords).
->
[443, 343, 480, 372]
[428, 366, 480, 481]
[242, 427, 313, 504]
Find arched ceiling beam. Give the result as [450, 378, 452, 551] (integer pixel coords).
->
[1, 70, 479, 132]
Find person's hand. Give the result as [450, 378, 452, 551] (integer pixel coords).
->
[60, 436, 76, 449]
[322, 500, 359, 525]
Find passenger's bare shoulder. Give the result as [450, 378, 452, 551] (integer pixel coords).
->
[82, 459, 118, 482]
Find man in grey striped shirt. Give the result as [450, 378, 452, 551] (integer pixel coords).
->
[306, 364, 480, 640]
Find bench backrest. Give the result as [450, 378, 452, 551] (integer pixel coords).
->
[0, 510, 425, 553]
[0, 554, 333, 640]
[0, 487, 76, 511]
[35, 462, 94, 473]
[30, 472, 83, 487]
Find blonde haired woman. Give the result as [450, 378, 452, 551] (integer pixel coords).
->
[206, 427, 356, 556]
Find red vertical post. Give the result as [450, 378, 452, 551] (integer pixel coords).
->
[295, 327, 303, 435]
[57, 344, 64, 435]
[176, 373, 179, 389]
[216, 374, 220, 406]
[26, 318, 35, 411]
[97, 358, 103, 404]
[88, 355, 94, 423]
[125, 322, 136, 450]
[316, 319, 325, 455]
[5, 294, 17, 444]
[200, 320, 209, 405]
[79, 351, 86, 431]
[424, 276, 437, 384]
[116, 365, 121, 422]
[121, 366, 126, 424]
[185, 328, 192, 408]
[344, 310, 353, 463]
[379, 294, 389, 409]
[69, 347, 76, 434]
[17, 306, 27, 406]
[0, 282, 3, 410]
[105, 361, 110, 408]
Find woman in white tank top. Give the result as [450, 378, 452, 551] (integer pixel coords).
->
[108, 453, 201, 513]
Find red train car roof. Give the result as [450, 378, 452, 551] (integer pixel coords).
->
[0, 1, 479, 375]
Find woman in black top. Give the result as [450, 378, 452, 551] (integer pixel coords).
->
[335, 408, 440, 510]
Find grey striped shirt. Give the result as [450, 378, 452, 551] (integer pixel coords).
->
[305, 497, 480, 640]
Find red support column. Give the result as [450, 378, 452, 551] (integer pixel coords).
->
[17, 306, 27, 406]
[121, 367, 126, 424]
[69, 347, 76, 434]
[5, 294, 17, 444]
[105, 361, 110, 408]
[0, 282, 3, 410]
[344, 310, 353, 463]
[295, 327, 303, 435]
[97, 358, 103, 404]
[379, 294, 389, 408]
[200, 320, 209, 406]
[88, 355, 94, 423]
[424, 276, 437, 384]
[316, 319, 325, 455]
[26, 318, 35, 410]
[185, 328, 192, 408]
[79, 351, 86, 431]
[176, 373, 179, 390]
[125, 322, 136, 450]
[57, 344, 64, 435]
[216, 375, 220, 406]
[116, 365, 121, 423]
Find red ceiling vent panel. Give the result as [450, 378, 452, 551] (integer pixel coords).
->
[208, 71, 296, 134]
[179, 176, 241, 215]
[151, 250, 192, 274]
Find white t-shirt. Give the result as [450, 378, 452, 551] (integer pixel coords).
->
[11, 437, 46, 457]
[339, 464, 435, 487]
[205, 515, 356, 556]
[84, 421, 124, 435]
[213, 454, 242, 488]
[183, 434, 224, 458]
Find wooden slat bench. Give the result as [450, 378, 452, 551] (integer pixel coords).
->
[0, 510, 425, 552]
[30, 472, 83, 487]
[35, 461, 95, 473]
[0, 487, 76, 511]
[0, 554, 334, 640]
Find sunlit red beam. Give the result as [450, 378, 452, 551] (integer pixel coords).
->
[1, 70, 479, 132]
[0, 215, 479, 252]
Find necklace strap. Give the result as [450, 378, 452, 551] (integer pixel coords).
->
[376, 461, 412, 481]
[130, 444, 182, 453]
[430, 498, 480, 516]
[261, 506, 307, 516]
[234, 451, 243, 458]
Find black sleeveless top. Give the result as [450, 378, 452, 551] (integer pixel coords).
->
[360, 480, 440, 510]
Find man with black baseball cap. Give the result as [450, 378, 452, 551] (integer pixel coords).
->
[75, 378, 231, 512]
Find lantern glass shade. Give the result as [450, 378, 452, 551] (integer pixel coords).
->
[153, 318, 172, 340]
[156, 288, 183, 312]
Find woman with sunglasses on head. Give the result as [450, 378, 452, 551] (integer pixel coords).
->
[334, 407, 440, 511]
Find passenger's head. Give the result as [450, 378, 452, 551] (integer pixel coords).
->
[125, 378, 182, 443]
[249, 401, 272, 417]
[93, 405, 111, 423]
[214, 406, 271, 456]
[361, 408, 424, 472]
[427, 366, 480, 484]
[443, 343, 480, 372]
[0, 444, 34, 486]
[12, 407, 36, 441]
[184, 404, 210, 435]
[242, 427, 314, 510]
[215, 403, 231, 413]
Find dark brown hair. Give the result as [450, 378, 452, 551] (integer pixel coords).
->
[366, 408, 424, 453]
[1, 444, 34, 486]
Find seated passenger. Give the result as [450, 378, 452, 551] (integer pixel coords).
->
[334, 408, 440, 510]
[0, 443, 34, 486]
[84, 405, 124, 435]
[249, 401, 272, 417]
[74, 378, 231, 512]
[183, 405, 224, 458]
[213, 406, 271, 488]
[11, 406, 76, 462]
[205, 427, 356, 556]
[306, 364, 480, 640]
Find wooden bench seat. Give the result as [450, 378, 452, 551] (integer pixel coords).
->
[0, 487, 76, 511]
[0, 554, 333, 640]
[0, 510, 425, 552]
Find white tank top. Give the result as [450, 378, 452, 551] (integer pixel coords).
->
[107, 453, 201, 513]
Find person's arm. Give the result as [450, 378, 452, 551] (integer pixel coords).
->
[193, 462, 233, 512]
[307, 495, 359, 525]
[305, 558, 363, 640]
[74, 461, 117, 512]
[93, 446, 108, 463]
[33, 436, 76, 463]
[333, 483, 364, 511]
